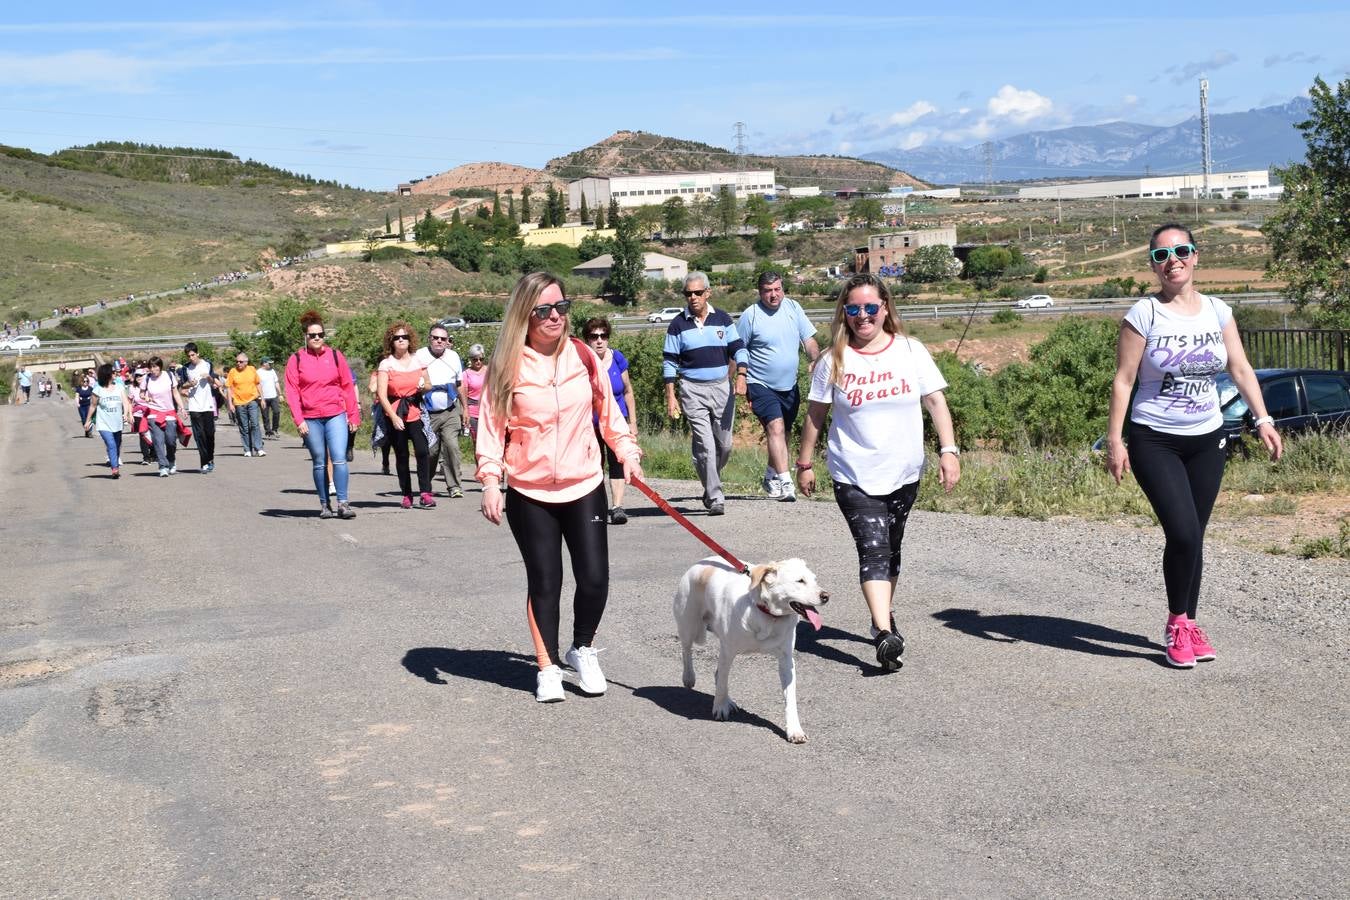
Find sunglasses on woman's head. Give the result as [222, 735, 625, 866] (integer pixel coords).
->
[1149, 243, 1196, 264]
[531, 300, 572, 319]
[844, 302, 882, 317]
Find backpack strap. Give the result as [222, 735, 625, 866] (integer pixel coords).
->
[570, 336, 604, 418]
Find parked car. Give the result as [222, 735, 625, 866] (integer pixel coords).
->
[1217, 368, 1350, 454]
[437, 316, 468, 331]
[0, 335, 40, 351]
[647, 307, 684, 323]
[1015, 295, 1054, 309]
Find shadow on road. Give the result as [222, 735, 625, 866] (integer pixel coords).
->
[632, 684, 785, 740]
[795, 623, 880, 674]
[932, 607, 1161, 661]
[401, 646, 536, 695]
[258, 507, 325, 518]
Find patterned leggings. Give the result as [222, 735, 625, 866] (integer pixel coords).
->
[834, 480, 920, 583]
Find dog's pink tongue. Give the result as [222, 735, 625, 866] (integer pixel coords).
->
[803, 608, 822, 631]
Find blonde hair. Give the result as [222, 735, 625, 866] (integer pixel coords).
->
[486, 272, 567, 422]
[828, 273, 905, 387]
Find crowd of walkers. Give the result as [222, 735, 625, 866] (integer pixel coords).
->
[43, 221, 1287, 691]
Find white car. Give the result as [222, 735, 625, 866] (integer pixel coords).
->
[647, 307, 684, 323]
[0, 335, 40, 351]
[1015, 295, 1054, 309]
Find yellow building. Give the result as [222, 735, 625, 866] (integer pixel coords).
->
[520, 225, 615, 248]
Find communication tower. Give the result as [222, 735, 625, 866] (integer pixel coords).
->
[1199, 79, 1213, 197]
[733, 122, 748, 193]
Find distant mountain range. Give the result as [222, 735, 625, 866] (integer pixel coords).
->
[863, 97, 1311, 184]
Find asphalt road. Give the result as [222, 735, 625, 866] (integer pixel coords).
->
[1, 399, 1345, 898]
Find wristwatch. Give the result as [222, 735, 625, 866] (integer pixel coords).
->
[939, 445, 960, 456]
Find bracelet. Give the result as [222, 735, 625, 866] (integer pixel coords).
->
[939, 445, 960, 456]
[794, 461, 814, 471]
[1253, 416, 1275, 429]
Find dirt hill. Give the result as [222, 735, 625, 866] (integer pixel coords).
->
[544, 130, 927, 191]
[407, 162, 560, 196]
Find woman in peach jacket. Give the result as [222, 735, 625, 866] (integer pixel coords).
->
[476, 272, 643, 704]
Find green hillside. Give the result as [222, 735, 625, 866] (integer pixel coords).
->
[0, 145, 424, 317]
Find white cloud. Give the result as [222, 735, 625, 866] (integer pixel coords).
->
[887, 101, 936, 126]
[898, 130, 931, 150]
[987, 85, 1053, 124]
[837, 140, 854, 154]
[0, 50, 155, 91]
[1123, 94, 1138, 106]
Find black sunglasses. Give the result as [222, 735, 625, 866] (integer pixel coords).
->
[429, 334, 450, 341]
[587, 332, 609, 340]
[683, 289, 708, 297]
[531, 300, 572, 319]
[306, 331, 325, 339]
[392, 334, 411, 341]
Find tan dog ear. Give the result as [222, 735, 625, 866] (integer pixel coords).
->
[748, 564, 775, 589]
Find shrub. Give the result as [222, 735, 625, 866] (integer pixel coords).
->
[991, 308, 1022, 324]
[461, 298, 504, 323]
[367, 246, 415, 262]
[1033, 266, 1049, 283]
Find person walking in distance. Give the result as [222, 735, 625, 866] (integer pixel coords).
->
[139, 356, 190, 477]
[257, 357, 282, 437]
[414, 325, 466, 498]
[181, 342, 219, 473]
[796, 274, 960, 672]
[735, 271, 821, 502]
[462, 344, 487, 441]
[377, 322, 435, 509]
[226, 352, 265, 457]
[477, 273, 643, 703]
[663, 271, 747, 516]
[84, 363, 132, 478]
[1105, 224, 1282, 668]
[582, 317, 638, 524]
[284, 310, 360, 519]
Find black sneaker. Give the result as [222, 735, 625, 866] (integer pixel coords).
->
[609, 506, 628, 525]
[336, 502, 356, 519]
[871, 623, 905, 671]
[318, 505, 337, 519]
[708, 500, 725, 516]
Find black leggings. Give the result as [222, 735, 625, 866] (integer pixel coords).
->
[1127, 423, 1227, 618]
[505, 484, 609, 668]
[834, 480, 920, 583]
[390, 418, 432, 496]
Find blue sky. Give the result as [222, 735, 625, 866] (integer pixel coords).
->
[2, 2, 1347, 190]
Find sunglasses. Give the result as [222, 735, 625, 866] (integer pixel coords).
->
[429, 335, 450, 341]
[531, 300, 572, 319]
[1149, 243, 1196, 264]
[844, 302, 882, 317]
[306, 331, 325, 339]
[587, 332, 609, 340]
[683, 289, 708, 297]
[392, 334, 411, 341]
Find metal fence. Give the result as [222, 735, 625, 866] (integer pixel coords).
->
[1241, 328, 1348, 371]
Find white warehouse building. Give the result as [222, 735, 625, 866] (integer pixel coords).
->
[1017, 170, 1279, 201]
[569, 170, 776, 211]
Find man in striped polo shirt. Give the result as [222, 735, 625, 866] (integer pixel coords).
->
[663, 271, 748, 516]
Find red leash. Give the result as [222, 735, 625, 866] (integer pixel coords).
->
[629, 476, 748, 574]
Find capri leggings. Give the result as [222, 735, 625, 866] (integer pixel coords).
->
[505, 483, 610, 668]
[594, 425, 625, 480]
[390, 416, 432, 497]
[1127, 423, 1227, 618]
[834, 480, 920, 583]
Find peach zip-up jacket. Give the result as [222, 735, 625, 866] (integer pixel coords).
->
[476, 339, 640, 503]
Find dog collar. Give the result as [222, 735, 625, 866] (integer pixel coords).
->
[755, 602, 788, 618]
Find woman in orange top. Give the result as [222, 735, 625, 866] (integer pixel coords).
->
[377, 322, 433, 509]
[476, 272, 643, 703]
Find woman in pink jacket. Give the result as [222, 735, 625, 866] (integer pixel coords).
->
[477, 272, 644, 704]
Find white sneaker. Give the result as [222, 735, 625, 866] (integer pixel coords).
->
[243, 450, 252, 457]
[563, 645, 607, 696]
[535, 665, 565, 703]
[168, 465, 177, 474]
[764, 473, 784, 499]
[256, 449, 266, 457]
[777, 472, 796, 502]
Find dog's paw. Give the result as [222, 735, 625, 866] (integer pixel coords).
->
[711, 698, 738, 721]
[786, 730, 808, 744]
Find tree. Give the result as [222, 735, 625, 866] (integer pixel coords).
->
[277, 227, 309, 258]
[579, 193, 591, 225]
[690, 194, 717, 237]
[506, 190, 516, 222]
[716, 186, 739, 237]
[963, 245, 1014, 281]
[491, 192, 502, 220]
[414, 211, 444, 249]
[1264, 75, 1350, 328]
[662, 196, 689, 239]
[605, 215, 645, 305]
[384, 211, 392, 234]
[577, 232, 616, 262]
[593, 204, 606, 230]
[607, 196, 621, 227]
[752, 228, 776, 257]
[743, 194, 773, 232]
[632, 204, 664, 237]
[451, 208, 462, 227]
[903, 244, 962, 283]
[397, 208, 404, 236]
[848, 197, 884, 229]
[548, 186, 567, 228]
[520, 185, 532, 223]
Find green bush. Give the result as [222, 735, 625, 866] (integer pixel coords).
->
[991, 308, 1022, 324]
[367, 246, 416, 262]
[462, 298, 504, 323]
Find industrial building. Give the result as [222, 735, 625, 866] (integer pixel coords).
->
[1017, 170, 1279, 201]
[853, 227, 958, 274]
[573, 251, 688, 283]
[568, 171, 776, 211]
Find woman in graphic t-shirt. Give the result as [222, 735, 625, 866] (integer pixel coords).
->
[377, 321, 434, 509]
[795, 273, 960, 673]
[84, 363, 132, 478]
[1106, 223, 1282, 668]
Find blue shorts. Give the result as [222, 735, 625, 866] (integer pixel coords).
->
[747, 382, 800, 427]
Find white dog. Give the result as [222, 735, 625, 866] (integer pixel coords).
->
[674, 557, 828, 744]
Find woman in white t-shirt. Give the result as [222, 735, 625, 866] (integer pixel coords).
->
[1106, 223, 1282, 668]
[795, 273, 960, 672]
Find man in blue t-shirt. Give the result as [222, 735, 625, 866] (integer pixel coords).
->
[735, 271, 820, 501]
[663, 271, 748, 515]
[17, 365, 32, 403]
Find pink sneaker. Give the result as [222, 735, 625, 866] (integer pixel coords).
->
[419, 492, 437, 508]
[1188, 622, 1216, 662]
[400, 495, 413, 510]
[1164, 620, 1196, 668]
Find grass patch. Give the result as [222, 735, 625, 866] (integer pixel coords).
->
[1294, 518, 1350, 559]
